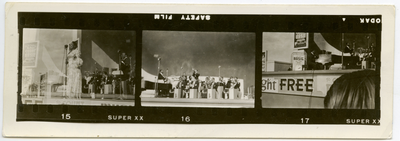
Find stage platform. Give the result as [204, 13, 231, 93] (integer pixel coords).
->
[141, 97, 254, 108]
[21, 93, 254, 108]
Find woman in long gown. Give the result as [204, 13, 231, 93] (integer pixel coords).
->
[66, 40, 83, 99]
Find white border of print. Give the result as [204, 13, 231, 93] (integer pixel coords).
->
[2, 3, 395, 139]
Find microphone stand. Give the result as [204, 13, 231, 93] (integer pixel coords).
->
[155, 57, 160, 96]
[118, 53, 125, 100]
[63, 45, 68, 98]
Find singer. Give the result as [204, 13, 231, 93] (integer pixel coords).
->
[66, 40, 83, 99]
[119, 52, 130, 80]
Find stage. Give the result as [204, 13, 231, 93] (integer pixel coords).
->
[21, 93, 254, 108]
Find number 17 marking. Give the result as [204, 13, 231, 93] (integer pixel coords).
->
[301, 118, 309, 123]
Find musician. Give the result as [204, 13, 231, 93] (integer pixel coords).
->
[192, 69, 200, 80]
[234, 77, 241, 90]
[230, 77, 237, 89]
[205, 77, 215, 98]
[217, 77, 225, 98]
[175, 75, 186, 98]
[82, 72, 92, 93]
[119, 52, 130, 80]
[205, 76, 210, 88]
[158, 69, 166, 82]
[98, 71, 111, 96]
[211, 78, 217, 90]
[88, 71, 102, 93]
[189, 76, 199, 89]
[183, 79, 191, 98]
[234, 77, 241, 99]
[217, 77, 225, 87]
[226, 77, 233, 89]
[111, 74, 120, 94]
[101, 71, 112, 85]
[199, 81, 207, 98]
[223, 77, 233, 99]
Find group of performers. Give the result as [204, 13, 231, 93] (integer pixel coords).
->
[82, 70, 135, 95]
[167, 69, 241, 99]
[81, 52, 135, 98]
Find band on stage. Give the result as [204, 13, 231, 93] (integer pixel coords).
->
[157, 68, 242, 99]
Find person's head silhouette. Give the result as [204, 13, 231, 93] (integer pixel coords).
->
[324, 70, 376, 109]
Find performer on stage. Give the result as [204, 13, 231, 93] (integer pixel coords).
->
[176, 75, 188, 98]
[199, 81, 207, 98]
[99, 71, 111, 98]
[192, 69, 200, 80]
[226, 77, 233, 89]
[230, 77, 237, 89]
[88, 71, 102, 94]
[189, 76, 199, 89]
[119, 52, 130, 80]
[224, 77, 233, 99]
[101, 71, 112, 85]
[112, 74, 120, 94]
[217, 76, 225, 98]
[158, 69, 166, 81]
[183, 80, 190, 98]
[234, 77, 241, 90]
[217, 77, 225, 88]
[211, 78, 217, 90]
[82, 71, 91, 93]
[66, 40, 83, 99]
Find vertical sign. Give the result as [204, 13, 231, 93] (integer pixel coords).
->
[262, 51, 267, 72]
[294, 32, 308, 49]
[23, 42, 39, 68]
[291, 51, 307, 71]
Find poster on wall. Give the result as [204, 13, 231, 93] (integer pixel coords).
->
[23, 42, 39, 68]
[291, 51, 307, 71]
[294, 32, 308, 49]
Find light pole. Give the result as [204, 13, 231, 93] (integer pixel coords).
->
[154, 54, 161, 95]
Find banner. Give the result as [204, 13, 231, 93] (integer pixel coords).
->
[262, 74, 342, 97]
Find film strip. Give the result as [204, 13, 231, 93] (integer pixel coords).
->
[16, 13, 381, 124]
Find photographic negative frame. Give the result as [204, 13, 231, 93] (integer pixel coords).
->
[2, 3, 395, 139]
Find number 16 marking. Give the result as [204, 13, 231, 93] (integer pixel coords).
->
[181, 116, 190, 122]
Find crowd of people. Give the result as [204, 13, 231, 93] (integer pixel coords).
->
[170, 69, 241, 99]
